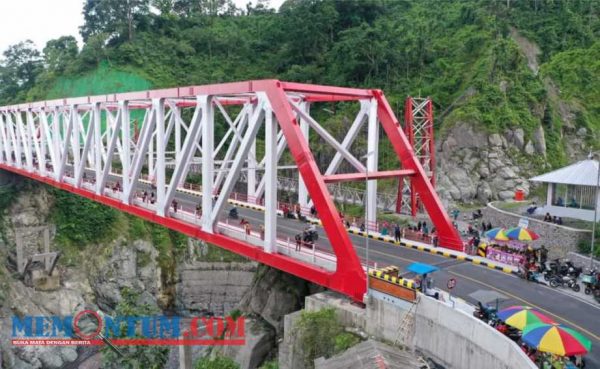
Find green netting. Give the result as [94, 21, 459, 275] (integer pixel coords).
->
[47, 61, 152, 99]
[47, 62, 152, 133]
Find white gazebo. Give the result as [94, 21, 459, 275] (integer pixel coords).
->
[530, 158, 600, 221]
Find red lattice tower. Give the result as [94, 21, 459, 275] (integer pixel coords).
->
[396, 97, 436, 216]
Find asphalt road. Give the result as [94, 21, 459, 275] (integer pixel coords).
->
[170, 190, 600, 367]
[78, 171, 600, 366]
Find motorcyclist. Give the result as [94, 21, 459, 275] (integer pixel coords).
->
[229, 206, 239, 218]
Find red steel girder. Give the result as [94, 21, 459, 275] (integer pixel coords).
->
[323, 169, 415, 184]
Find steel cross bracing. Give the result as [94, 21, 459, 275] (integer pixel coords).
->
[0, 80, 462, 301]
[396, 97, 436, 216]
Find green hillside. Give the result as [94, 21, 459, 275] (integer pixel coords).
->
[0, 0, 597, 170]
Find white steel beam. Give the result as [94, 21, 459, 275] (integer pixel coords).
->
[201, 95, 214, 232]
[213, 105, 250, 190]
[210, 97, 265, 227]
[163, 98, 203, 215]
[290, 101, 366, 173]
[264, 107, 277, 253]
[366, 98, 379, 228]
[298, 102, 310, 209]
[93, 104, 103, 194]
[324, 100, 369, 175]
[155, 99, 166, 216]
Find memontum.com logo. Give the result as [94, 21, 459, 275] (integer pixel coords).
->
[11, 310, 245, 346]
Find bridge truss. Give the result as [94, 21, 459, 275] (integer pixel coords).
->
[0, 80, 462, 301]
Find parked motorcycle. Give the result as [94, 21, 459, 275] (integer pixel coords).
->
[473, 301, 497, 323]
[582, 269, 599, 295]
[549, 274, 581, 292]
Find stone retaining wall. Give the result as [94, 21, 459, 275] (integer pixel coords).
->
[567, 252, 600, 270]
[482, 202, 591, 259]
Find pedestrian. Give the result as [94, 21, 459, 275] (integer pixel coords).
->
[150, 192, 155, 204]
[196, 203, 201, 217]
[245, 222, 252, 235]
[259, 225, 265, 240]
[295, 234, 302, 251]
[417, 221, 422, 232]
[539, 245, 548, 264]
[142, 191, 148, 203]
[394, 223, 401, 243]
[172, 200, 178, 213]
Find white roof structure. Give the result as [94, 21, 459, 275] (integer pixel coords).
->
[530, 159, 599, 186]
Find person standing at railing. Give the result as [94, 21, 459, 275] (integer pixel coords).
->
[259, 225, 265, 240]
[245, 222, 252, 235]
[142, 191, 148, 203]
[295, 234, 302, 251]
[172, 200, 178, 213]
[394, 224, 401, 242]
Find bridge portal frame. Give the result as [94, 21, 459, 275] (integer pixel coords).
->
[0, 80, 462, 301]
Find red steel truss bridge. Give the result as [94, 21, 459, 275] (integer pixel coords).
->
[0, 80, 462, 301]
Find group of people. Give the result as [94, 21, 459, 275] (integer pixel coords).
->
[543, 212, 563, 225]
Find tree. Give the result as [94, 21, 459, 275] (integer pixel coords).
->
[101, 288, 169, 369]
[172, 0, 238, 17]
[80, 0, 151, 43]
[43, 36, 79, 74]
[0, 40, 42, 103]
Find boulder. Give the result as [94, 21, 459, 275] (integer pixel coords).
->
[532, 125, 546, 155]
[488, 133, 503, 147]
[524, 141, 535, 155]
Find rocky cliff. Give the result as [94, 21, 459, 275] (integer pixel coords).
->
[0, 178, 316, 369]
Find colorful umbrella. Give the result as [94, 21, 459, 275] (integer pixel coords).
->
[521, 323, 592, 356]
[484, 227, 509, 241]
[497, 306, 555, 330]
[505, 227, 539, 241]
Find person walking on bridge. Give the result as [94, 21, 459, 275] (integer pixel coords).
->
[394, 223, 401, 243]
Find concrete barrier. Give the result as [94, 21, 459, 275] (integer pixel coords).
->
[414, 296, 536, 369]
[303, 292, 537, 369]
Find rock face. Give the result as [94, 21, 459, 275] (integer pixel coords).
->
[437, 123, 539, 203]
[216, 319, 276, 369]
[239, 265, 324, 335]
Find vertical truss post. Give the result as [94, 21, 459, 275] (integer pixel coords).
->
[201, 95, 214, 232]
[120, 101, 131, 203]
[71, 106, 81, 179]
[298, 102, 310, 210]
[366, 98, 379, 230]
[264, 105, 277, 253]
[93, 103, 103, 194]
[154, 98, 166, 216]
[247, 104, 257, 203]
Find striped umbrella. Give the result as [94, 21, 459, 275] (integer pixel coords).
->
[484, 227, 509, 241]
[505, 227, 539, 241]
[522, 323, 592, 356]
[497, 306, 555, 330]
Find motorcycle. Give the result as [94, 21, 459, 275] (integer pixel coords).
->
[549, 274, 581, 292]
[473, 301, 497, 323]
[302, 229, 319, 243]
[581, 269, 598, 295]
[541, 259, 561, 281]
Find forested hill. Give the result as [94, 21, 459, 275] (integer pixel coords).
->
[0, 0, 598, 200]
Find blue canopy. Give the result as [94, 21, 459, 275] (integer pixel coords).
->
[407, 262, 439, 275]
